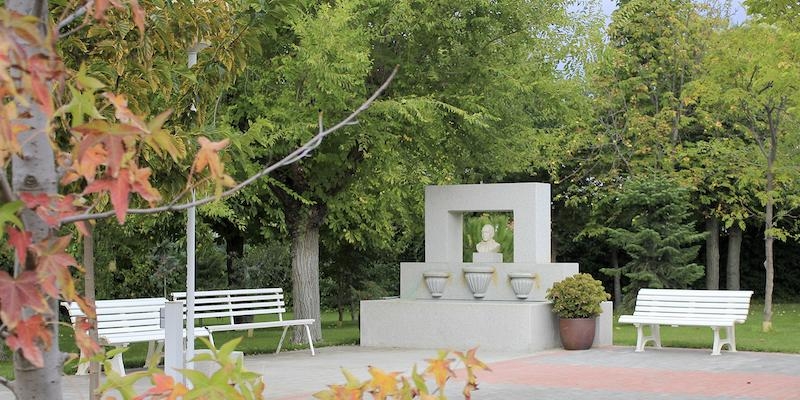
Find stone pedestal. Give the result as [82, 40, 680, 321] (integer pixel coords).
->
[361, 299, 613, 352]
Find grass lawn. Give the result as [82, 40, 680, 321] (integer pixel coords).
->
[613, 302, 800, 353]
[0, 311, 359, 379]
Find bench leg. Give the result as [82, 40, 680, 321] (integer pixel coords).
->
[143, 341, 164, 368]
[305, 324, 315, 356]
[276, 326, 289, 354]
[634, 324, 662, 352]
[110, 346, 126, 375]
[76, 349, 89, 375]
[711, 326, 736, 355]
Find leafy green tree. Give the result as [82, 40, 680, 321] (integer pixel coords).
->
[597, 175, 705, 308]
[222, 0, 583, 343]
[688, 24, 800, 331]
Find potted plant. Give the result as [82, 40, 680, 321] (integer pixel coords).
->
[545, 273, 610, 350]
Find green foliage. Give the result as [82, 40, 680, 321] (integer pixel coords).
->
[231, 242, 292, 292]
[598, 175, 706, 306]
[99, 338, 266, 399]
[462, 212, 514, 262]
[546, 273, 610, 318]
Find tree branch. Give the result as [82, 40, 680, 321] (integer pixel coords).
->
[0, 171, 16, 203]
[59, 65, 399, 225]
[57, 0, 93, 31]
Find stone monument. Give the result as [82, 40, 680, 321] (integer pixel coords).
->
[360, 183, 612, 352]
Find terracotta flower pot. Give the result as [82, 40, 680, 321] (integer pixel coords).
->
[558, 317, 596, 350]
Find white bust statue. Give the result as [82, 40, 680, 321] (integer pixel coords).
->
[475, 224, 501, 253]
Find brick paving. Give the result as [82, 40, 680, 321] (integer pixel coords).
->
[2, 345, 799, 399]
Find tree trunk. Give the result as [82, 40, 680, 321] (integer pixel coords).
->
[290, 207, 323, 343]
[726, 226, 742, 290]
[763, 171, 774, 332]
[762, 113, 778, 333]
[83, 225, 100, 400]
[8, 1, 64, 398]
[611, 249, 622, 311]
[705, 217, 720, 289]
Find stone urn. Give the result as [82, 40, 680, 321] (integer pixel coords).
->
[422, 271, 450, 298]
[463, 266, 495, 298]
[508, 272, 537, 299]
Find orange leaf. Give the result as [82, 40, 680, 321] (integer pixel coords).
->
[133, 373, 189, 400]
[129, 166, 161, 204]
[455, 348, 490, 399]
[32, 235, 78, 298]
[424, 351, 455, 390]
[103, 92, 147, 132]
[0, 270, 49, 329]
[194, 136, 229, 175]
[73, 120, 140, 177]
[74, 318, 102, 359]
[367, 366, 400, 400]
[93, 0, 110, 20]
[6, 315, 51, 368]
[7, 227, 31, 266]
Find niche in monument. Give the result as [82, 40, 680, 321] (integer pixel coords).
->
[462, 212, 514, 263]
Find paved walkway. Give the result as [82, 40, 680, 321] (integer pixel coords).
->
[2, 346, 799, 399]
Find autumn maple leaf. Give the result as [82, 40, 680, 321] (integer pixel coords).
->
[455, 348, 491, 399]
[133, 373, 189, 400]
[84, 166, 161, 223]
[7, 227, 31, 266]
[0, 270, 49, 329]
[6, 315, 52, 368]
[425, 351, 456, 390]
[32, 235, 78, 298]
[367, 366, 401, 400]
[194, 136, 229, 177]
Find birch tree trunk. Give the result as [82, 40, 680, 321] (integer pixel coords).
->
[705, 217, 720, 289]
[291, 206, 323, 343]
[8, 0, 65, 398]
[726, 226, 742, 290]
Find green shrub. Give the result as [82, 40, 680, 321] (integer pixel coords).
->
[546, 273, 610, 318]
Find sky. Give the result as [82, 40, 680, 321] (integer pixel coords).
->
[600, 0, 748, 24]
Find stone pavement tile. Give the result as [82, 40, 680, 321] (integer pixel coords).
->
[2, 346, 799, 399]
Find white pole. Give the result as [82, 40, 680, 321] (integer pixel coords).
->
[163, 301, 183, 380]
[185, 43, 206, 376]
[186, 190, 196, 372]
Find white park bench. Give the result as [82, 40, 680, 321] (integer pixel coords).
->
[172, 288, 316, 356]
[64, 297, 210, 375]
[618, 288, 753, 355]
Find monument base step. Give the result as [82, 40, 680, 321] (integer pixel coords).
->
[360, 299, 612, 352]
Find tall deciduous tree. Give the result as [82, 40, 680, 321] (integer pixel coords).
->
[691, 24, 800, 331]
[223, 0, 581, 343]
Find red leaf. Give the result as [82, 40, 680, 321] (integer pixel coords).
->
[7, 227, 31, 266]
[0, 271, 49, 329]
[19, 192, 50, 209]
[32, 235, 78, 298]
[128, 0, 146, 35]
[83, 174, 131, 223]
[93, 0, 110, 20]
[6, 315, 51, 368]
[73, 317, 101, 358]
[73, 120, 140, 177]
